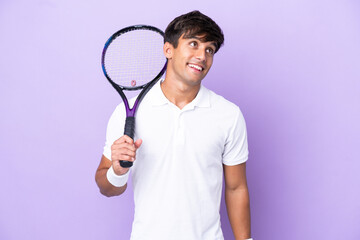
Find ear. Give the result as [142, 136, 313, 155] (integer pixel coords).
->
[163, 42, 173, 59]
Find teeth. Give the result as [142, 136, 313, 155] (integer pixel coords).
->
[188, 64, 203, 71]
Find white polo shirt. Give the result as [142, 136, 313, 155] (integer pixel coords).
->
[103, 80, 248, 240]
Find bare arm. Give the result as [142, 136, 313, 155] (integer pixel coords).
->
[224, 162, 251, 239]
[95, 154, 127, 197]
[95, 135, 142, 197]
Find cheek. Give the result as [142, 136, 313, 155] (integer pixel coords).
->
[178, 47, 192, 58]
[206, 58, 213, 69]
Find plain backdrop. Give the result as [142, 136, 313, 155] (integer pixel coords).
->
[0, 0, 359, 239]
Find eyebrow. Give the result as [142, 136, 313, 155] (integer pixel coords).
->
[189, 36, 217, 48]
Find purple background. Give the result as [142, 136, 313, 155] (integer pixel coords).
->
[0, 0, 359, 239]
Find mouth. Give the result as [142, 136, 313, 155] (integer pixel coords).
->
[187, 63, 204, 72]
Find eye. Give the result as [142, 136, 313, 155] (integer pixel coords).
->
[189, 41, 198, 47]
[206, 48, 215, 55]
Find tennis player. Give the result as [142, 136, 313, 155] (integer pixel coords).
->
[96, 10, 252, 240]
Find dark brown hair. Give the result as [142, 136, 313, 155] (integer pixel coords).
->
[164, 10, 224, 53]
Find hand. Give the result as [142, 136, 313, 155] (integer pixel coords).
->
[111, 135, 142, 175]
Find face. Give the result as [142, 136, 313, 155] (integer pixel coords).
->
[164, 34, 216, 87]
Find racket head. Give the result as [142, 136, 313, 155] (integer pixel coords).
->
[101, 25, 167, 91]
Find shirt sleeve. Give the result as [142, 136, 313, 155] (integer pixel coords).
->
[103, 103, 126, 160]
[222, 108, 249, 166]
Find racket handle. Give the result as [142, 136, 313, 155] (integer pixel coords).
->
[120, 161, 133, 168]
[124, 116, 135, 139]
[121, 116, 135, 168]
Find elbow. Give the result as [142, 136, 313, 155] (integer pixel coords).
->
[99, 189, 115, 198]
[96, 181, 127, 197]
[95, 176, 114, 197]
[95, 171, 127, 197]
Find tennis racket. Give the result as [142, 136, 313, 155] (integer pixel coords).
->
[101, 25, 167, 168]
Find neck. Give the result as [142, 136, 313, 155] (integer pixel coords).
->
[161, 75, 201, 110]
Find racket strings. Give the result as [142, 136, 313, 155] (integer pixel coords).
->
[104, 30, 166, 88]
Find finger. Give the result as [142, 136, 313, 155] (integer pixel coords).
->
[113, 135, 134, 145]
[112, 148, 136, 158]
[111, 152, 135, 164]
[111, 142, 136, 152]
[134, 139, 143, 149]
[122, 135, 134, 144]
[113, 136, 126, 145]
[113, 154, 134, 162]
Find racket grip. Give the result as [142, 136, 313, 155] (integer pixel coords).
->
[124, 116, 135, 139]
[121, 116, 135, 168]
[120, 161, 133, 168]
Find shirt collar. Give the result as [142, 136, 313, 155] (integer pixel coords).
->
[151, 79, 170, 106]
[151, 80, 210, 109]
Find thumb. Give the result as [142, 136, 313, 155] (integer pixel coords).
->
[134, 139, 142, 149]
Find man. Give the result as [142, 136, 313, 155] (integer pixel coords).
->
[95, 10, 252, 240]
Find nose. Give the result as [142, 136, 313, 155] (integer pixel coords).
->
[195, 48, 206, 62]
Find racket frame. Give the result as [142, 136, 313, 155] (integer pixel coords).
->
[101, 25, 167, 168]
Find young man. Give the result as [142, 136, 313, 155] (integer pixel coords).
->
[95, 10, 252, 240]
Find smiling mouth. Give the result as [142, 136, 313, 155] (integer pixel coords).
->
[188, 63, 204, 72]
